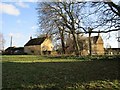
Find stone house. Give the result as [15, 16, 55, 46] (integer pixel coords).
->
[3, 47, 24, 55]
[89, 34, 104, 55]
[24, 35, 54, 55]
[66, 33, 105, 55]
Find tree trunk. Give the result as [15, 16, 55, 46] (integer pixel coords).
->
[60, 31, 65, 54]
[88, 28, 92, 56]
[59, 27, 66, 54]
[71, 31, 80, 56]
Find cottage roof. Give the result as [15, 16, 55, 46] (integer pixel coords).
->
[5, 47, 24, 51]
[84, 36, 99, 44]
[5, 47, 14, 51]
[91, 36, 99, 44]
[24, 37, 46, 46]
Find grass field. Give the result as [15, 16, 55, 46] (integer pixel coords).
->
[2, 55, 120, 90]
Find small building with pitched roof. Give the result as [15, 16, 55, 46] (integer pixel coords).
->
[24, 35, 54, 55]
[66, 33, 104, 55]
[3, 47, 24, 55]
[90, 34, 104, 55]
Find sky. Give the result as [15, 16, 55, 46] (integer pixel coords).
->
[0, 0, 119, 49]
[1, 1, 39, 49]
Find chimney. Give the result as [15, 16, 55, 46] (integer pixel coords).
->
[30, 36, 32, 40]
[98, 30, 100, 36]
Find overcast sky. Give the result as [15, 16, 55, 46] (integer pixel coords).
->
[0, 0, 119, 49]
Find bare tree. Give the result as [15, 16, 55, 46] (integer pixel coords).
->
[0, 33, 5, 51]
[37, 2, 66, 54]
[37, 1, 120, 56]
[37, 2, 86, 56]
[76, 1, 120, 55]
[80, 1, 120, 33]
[105, 0, 120, 17]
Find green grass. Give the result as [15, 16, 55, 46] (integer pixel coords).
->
[2, 55, 120, 90]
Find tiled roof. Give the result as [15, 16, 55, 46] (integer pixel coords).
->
[86, 36, 99, 44]
[5, 47, 24, 51]
[91, 36, 99, 44]
[5, 47, 15, 51]
[24, 37, 46, 46]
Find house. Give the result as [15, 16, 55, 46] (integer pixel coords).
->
[24, 35, 54, 55]
[66, 33, 105, 55]
[89, 34, 104, 55]
[3, 47, 24, 55]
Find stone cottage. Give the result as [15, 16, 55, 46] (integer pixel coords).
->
[66, 33, 105, 55]
[88, 34, 104, 55]
[24, 35, 54, 55]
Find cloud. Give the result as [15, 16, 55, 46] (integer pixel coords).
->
[15, 2, 29, 8]
[0, 3, 20, 16]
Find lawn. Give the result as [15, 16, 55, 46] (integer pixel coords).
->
[2, 55, 120, 90]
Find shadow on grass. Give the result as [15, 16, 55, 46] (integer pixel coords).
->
[2, 60, 120, 90]
[44, 55, 120, 61]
